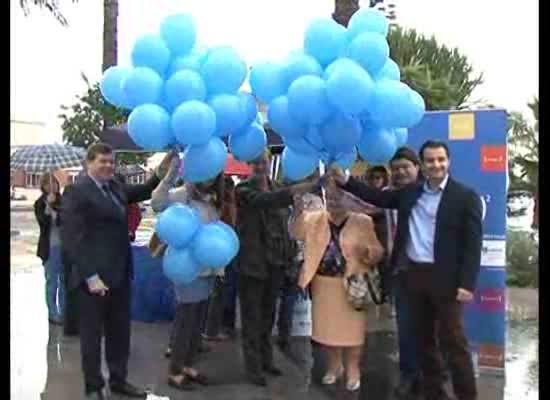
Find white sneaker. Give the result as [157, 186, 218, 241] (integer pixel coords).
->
[322, 366, 344, 385]
[346, 379, 361, 391]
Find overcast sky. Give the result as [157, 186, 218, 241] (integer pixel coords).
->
[11, 0, 538, 142]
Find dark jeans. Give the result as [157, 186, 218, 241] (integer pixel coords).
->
[395, 275, 419, 382]
[79, 282, 130, 393]
[170, 301, 209, 375]
[222, 262, 239, 332]
[205, 277, 224, 337]
[406, 267, 477, 400]
[239, 271, 282, 375]
[44, 245, 65, 321]
[277, 283, 300, 341]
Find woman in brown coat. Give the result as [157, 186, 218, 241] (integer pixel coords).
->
[291, 178, 384, 391]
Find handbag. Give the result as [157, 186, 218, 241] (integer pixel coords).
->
[344, 267, 384, 311]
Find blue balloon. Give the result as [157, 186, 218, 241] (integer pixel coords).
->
[212, 221, 240, 250]
[394, 128, 409, 147]
[166, 55, 202, 78]
[320, 113, 362, 154]
[209, 94, 246, 137]
[326, 58, 374, 115]
[164, 70, 206, 110]
[305, 126, 325, 152]
[375, 58, 401, 81]
[238, 92, 258, 131]
[406, 90, 426, 127]
[303, 18, 346, 67]
[358, 125, 397, 164]
[201, 47, 247, 95]
[229, 122, 267, 162]
[281, 147, 319, 181]
[283, 136, 320, 157]
[163, 246, 202, 285]
[100, 66, 129, 108]
[182, 137, 228, 183]
[369, 81, 425, 128]
[128, 104, 174, 150]
[347, 8, 389, 40]
[282, 52, 323, 90]
[122, 67, 163, 108]
[267, 96, 307, 139]
[156, 204, 202, 248]
[287, 75, 332, 125]
[347, 32, 390, 76]
[334, 147, 358, 169]
[191, 222, 239, 269]
[131, 34, 171, 75]
[172, 100, 216, 145]
[160, 14, 196, 57]
[249, 62, 285, 104]
[323, 58, 358, 80]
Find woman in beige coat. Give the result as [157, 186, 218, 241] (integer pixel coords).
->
[291, 178, 384, 391]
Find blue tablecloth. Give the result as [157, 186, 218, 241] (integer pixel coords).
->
[131, 245, 175, 322]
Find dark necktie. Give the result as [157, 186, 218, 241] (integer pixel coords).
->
[102, 183, 125, 214]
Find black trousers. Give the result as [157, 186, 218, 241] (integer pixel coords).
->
[79, 282, 130, 393]
[238, 271, 282, 375]
[406, 267, 477, 400]
[170, 301, 208, 374]
[205, 277, 224, 337]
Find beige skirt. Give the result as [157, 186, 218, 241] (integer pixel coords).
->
[311, 275, 367, 347]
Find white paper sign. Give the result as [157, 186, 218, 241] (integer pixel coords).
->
[481, 240, 506, 267]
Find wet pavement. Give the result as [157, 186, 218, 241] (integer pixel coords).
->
[11, 209, 538, 400]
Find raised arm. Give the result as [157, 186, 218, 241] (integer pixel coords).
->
[123, 173, 161, 204]
[458, 190, 483, 292]
[342, 177, 401, 210]
[236, 184, 294, 210]
[150, 158, 184, 212]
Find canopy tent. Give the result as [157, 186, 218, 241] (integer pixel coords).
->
[98, 123, 284, 153]
[99, 125, 259, 177]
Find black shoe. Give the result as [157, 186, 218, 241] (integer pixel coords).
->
[164, 347, 171, 358]
[85, 389, 107, 400]
[109, 381, 146, 398]
[394, 379, 417, 398]
[247, 373, 267, 386]
[198, 344, 211, 353]
[263, 364, 283, 376]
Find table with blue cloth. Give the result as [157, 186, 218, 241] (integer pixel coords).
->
[131, 245, 175, 322]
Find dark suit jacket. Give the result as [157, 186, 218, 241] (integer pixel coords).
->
[235, 177, 295, 280]
[343, 176, 482, 297]
[34, 193, 62, 263]
[60, 174, 160, 289]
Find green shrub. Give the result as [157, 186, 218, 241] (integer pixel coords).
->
[506, 230, 538, 288]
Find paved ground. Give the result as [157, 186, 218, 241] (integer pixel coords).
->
[11, 208, 538, 400]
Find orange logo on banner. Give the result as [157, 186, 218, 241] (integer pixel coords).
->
[480, 146, 506, 172]
[478, 344, 505, 369]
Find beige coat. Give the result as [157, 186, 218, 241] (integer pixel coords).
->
[290, 210, 384, 289]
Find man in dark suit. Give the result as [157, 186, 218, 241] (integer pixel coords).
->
[329, 140, 482, 400]
[61, 143, 174, 400]
[235, 151, 318, 386]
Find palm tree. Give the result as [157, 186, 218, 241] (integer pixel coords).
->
[102, 0, 119, 71]
[19, 0, 118, 71]
[387, 27, 484, 110]
[332, 0, 359, 27]
[19, 0, 76, 26]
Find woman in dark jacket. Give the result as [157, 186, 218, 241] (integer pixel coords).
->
[34, 173, 64, 325]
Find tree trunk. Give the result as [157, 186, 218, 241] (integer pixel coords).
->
[102, 0, 118, 72]
[332, 0, 360, 27]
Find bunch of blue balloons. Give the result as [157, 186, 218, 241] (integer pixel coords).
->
[155, 204, 240, 285]
[100, 13, 268, 183]
[249, 8, 426, 181]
